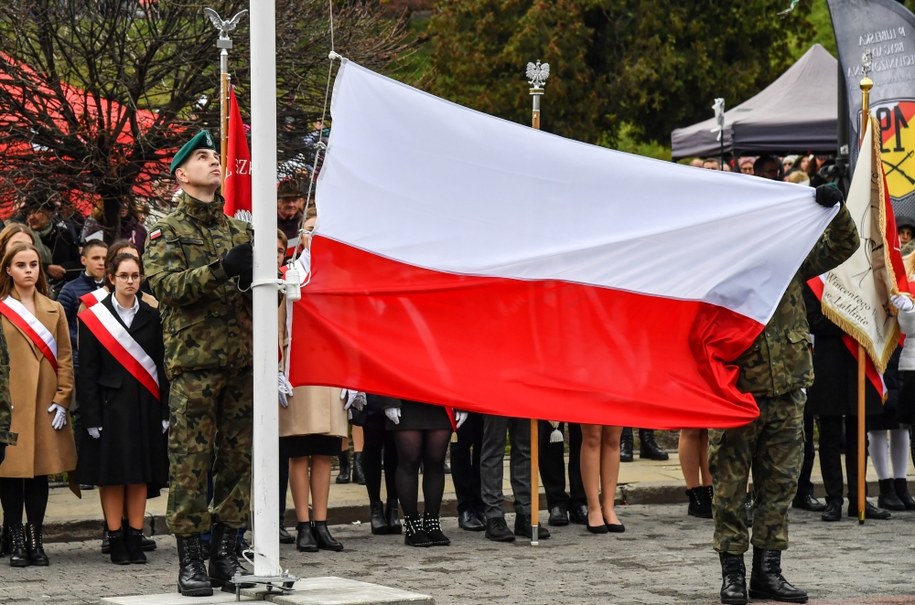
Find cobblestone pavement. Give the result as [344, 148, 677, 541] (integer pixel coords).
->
[2, 503, 914, 604]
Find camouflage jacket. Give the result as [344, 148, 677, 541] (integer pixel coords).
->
[733, 204, 859, 397]
[143, 192, 253, 378]
[0, 327, 16, 446]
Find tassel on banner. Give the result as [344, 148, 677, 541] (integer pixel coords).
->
[549, 421, 563, 443]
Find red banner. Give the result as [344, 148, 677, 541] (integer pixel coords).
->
[223, 86, 252, 220]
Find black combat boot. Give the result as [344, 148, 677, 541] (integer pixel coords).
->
[312, 521, 344, 551]
[8, 523, 28, 567]
[369, 500, 388, 535]
[639, 429, 669, 460]
[719, 552, 747, 605]
[620, 428, 634, 462]
[126, 527, 147, 564]
[687, 486, 713, 518]
[403, 513, 432, 547]
[385, 499, 402, 535]
[295, 521, 318, 552]
[748, 547, 808, 603]
[208, 524, 254, 591]
[352, 452, 366, 485]
[877, 478, 905, 510]
[176, 534, 213, 597]
[894, 478, 915, 510]
[422, 513, 450, 546]
[25, 523, 48, 566]
[335, 452, 351, 484]
[108, 527, 130, 565]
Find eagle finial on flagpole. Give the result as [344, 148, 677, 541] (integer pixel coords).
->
[203, 8, 248, 44]
[526, 60, 550, 90]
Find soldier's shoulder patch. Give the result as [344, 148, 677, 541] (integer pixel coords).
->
[150, 228, 163, 241]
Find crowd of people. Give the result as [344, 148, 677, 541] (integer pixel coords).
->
[0, 133, 913, 605]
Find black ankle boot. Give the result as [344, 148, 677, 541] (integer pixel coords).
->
[126, 527, 147, 564]
[894, 478, 915, 510]
[295, 521, 318, 552]
[8, 523, 28, 567]
[748, 547, 808, 603]
[385, 499, 402, 535]
[687, 486, 713, 518]
[176, 535, 212, 596]
[312, 521, 344, 551]
[353, 452, 366, 485]
[639, 429, 669, 460]
[620, 428, 634, 462]
[403, 514, 432, 547]
[25, 523, 48, 566]
[208, 524, 254, 591]
[422, 513, 450, 546]
[877, 478, 905, 510]
[108, 527, 129, 565]
[335, 452, 351, 484]
[719, 552, 747, 605]
[369, 501, 387, 535]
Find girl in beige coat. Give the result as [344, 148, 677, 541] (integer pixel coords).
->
[0, 243, 76, 567]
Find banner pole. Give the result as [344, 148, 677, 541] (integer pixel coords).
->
[856, 55, 873, 525]
[526, 60, 549, 546]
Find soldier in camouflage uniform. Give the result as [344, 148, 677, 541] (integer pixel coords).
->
[709, 184, 858, 605]
[143, 130, 254, 597]
[0, 315, 17, 553]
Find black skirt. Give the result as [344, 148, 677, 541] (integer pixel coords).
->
[280, 434, 343, 458]
[386, 400, 452, 432]
[896, 370, 915, 425]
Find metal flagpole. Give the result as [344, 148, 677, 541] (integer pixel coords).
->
[856, 49, 873, 525]
[204, 8, 247, 187]
[526, 59, 549, 546]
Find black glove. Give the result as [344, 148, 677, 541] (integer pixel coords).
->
[815, 184, 844, 208]
[222, 243, 253, 281]
[0, 444, 5, 465]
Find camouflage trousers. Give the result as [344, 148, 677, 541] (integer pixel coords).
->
[709, 389, 805, 554]
[166, 368, 253, 536]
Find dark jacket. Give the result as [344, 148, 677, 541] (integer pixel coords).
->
[76, 295, 168, 487]
[57, 272, 105, 368]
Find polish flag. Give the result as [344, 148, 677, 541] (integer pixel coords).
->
[222, 85, 252, 221]
[288, 60, 839, 429]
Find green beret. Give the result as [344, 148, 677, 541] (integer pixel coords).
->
[170, 130, 217, 174]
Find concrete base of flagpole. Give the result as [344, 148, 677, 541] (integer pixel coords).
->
[99, 577, 434, 605]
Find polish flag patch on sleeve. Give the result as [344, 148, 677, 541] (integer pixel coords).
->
[149, 228, 162, 241]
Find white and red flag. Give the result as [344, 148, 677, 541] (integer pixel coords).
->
[288, 60, 839, 429]
[222, 85, 252, 220]
[808, 114, 909, 392]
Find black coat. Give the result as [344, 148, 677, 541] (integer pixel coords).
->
[76, 295, 169, 489]
[803, 284, 884, 418]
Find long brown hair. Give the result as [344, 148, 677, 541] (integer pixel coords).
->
[0, 242, 49, 299]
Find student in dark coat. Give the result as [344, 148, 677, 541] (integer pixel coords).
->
[77, 252, 169, 565]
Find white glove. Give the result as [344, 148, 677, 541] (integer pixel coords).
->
[162, 419, 170, 434]
[384, 407, 401, 425]
[454, 411, 468, 429]
[343, 390, 366, 411]
[48, 403, 67, 430]
[278, 372, 294, 408]
[87, 427, 102, 439]
[891, 294, 915, 312]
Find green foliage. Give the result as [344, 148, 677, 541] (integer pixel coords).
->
[423, 0, 815, 147]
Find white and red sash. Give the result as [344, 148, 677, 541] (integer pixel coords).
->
[0, 296, 58, 371]
[78, 300, 160, 401]
[79, 287, 108, 309]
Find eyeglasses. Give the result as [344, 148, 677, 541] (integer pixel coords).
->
[114, 273, 142, 282]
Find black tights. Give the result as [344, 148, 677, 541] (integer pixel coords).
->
[362, 421, 398, 504]
[0, 476, 49, 526]
[392, 428, 451, 517]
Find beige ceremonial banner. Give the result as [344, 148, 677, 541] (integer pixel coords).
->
[820, 115, 900, 373]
